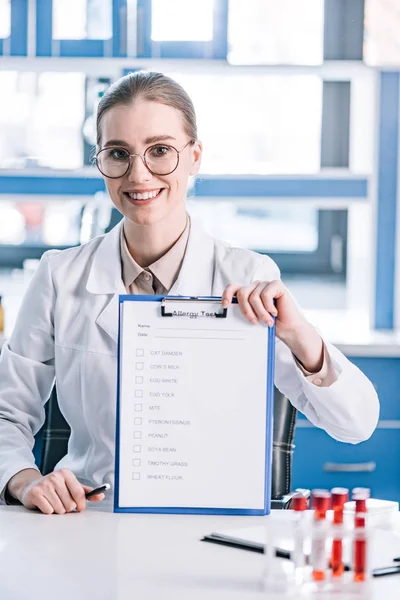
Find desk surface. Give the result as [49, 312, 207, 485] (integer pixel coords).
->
[1, 506, 400, 600]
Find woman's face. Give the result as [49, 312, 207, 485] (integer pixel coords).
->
[98, 100, 202, 227]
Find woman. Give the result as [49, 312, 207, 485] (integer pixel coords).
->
[0, 71, 379, 514]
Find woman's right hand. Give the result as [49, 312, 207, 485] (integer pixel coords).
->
[6, 468, 105, 514]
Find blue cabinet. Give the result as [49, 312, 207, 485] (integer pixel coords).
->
[293, 428, 400, 501]
[292, 357, 400, 501]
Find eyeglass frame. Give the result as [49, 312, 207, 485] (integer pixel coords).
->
[95, 139, 195, 179]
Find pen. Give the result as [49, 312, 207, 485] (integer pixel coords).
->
[372, 565, 400, 577]
[85, 483, 110, 499]
[201, 535, 290, 558]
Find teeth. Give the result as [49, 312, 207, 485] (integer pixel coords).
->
[128, 190, 160, 200]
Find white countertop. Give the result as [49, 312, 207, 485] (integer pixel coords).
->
[306, 308, 400, 357]
[1, 505, 400, 600]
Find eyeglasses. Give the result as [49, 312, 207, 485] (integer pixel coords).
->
[95, 140, 194, 179]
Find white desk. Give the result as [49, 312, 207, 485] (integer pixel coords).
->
[1, 506, 400, 600]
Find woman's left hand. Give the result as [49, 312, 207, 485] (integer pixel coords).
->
[222, 280, 304, 337]
[222, 280, 324, 372]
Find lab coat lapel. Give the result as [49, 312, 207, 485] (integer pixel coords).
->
[86, 217, 217, 345]
[170, 217, 216, 296]
[86, 221, 125, 345]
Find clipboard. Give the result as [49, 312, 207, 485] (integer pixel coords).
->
[114, 295, 275, 515]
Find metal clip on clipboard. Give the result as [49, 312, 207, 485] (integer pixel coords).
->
[160, 296, 228, 319]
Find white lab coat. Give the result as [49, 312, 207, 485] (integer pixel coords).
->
[0, 219, 379, 496]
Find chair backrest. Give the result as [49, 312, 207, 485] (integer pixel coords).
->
[40, 386, 297, 498]
[40, 388, 70, 476]
[271, 387, 297, 498]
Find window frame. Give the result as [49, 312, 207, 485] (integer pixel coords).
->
[0, 0, 28, 56]
[136, 0, 228, 59]
[35, 0, 127, 58]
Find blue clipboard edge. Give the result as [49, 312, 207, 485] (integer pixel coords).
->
[114, 295, 275, 516]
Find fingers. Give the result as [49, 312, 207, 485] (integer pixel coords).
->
[236, 284, 259, 323]
[223, 280, 283, 325]
[43, 485, 72, 515]
[24, 469, 88, 515]
[28, 480, 67, 515]
[29, 488, 56, 515]
[248, 282, 281, 325]
[88, 493, 105, 503]
[82, 485, 106, 503]
[248, 282, 275, 325]
[222, 282, 260, 321]
[221, 284, 241, 308]
[62, 470, 87, 512]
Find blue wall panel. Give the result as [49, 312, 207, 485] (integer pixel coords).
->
[0, 175, 368, 198]
[11, 0, 28, 56]
[194, 177, 368, 198]
[374, 72, 400, 330]
[35, 0, 53, 56]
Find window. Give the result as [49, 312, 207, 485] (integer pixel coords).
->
[188, 200, 318, 252]
[364, 0, 400, 66]
[228, 0, 324, 65]
[0, 194, 114, 270]
[169, 73, 322, 174]
[0, 198, 83, 247]
[53, 0, 113, 40]
[0, 0, 10, 39]
[0, 72, 85, 170]
[188, 199, 347, 278]
[151, 0, 214, 42]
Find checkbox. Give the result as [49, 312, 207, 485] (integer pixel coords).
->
[132, 472, 141, 480]
[135, 362, 144, 370]
[135, 390, 143, 398]
[133, 445, 142, 453]
[136, 349, 144, 357]
[134, 404, 142, 412]
[133, 431, 142, 439]
[135, 376, 144, 384]
[133, 458, 141, 467]
[134, 417, 142, 425]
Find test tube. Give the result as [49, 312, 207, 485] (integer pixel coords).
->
[352, 487, 370, 583]
[330, 487, 349, 578]
[291, 494, 309, 585]
[311, 489, 331, 582]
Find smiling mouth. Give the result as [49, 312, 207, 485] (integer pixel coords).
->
[123, 189, 164, 201]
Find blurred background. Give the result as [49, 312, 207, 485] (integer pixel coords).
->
[0, 0, 399, 342]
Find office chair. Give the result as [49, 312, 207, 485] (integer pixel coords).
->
[38, 386, 308, 508]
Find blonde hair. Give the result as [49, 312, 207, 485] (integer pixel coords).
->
[96, 71, 197, 146]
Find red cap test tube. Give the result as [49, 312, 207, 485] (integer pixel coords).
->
[291, 494, 309, 584]
[312, 489, 331, 520]
[352, 488, 370, 527]
[311, 490, 331, 581]
[330, 488, 349, 578]
[291, 494, 308, 512]
[352, 488, 371, 582]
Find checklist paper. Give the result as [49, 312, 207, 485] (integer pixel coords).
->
[115, 296, 275, 515]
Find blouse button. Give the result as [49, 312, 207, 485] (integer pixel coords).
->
[313, 378, 322, 386]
